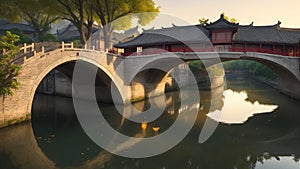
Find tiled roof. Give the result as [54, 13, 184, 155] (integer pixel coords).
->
[124, 26, 140, 37]
[0, 22, 35, 32]
[57, 23, 128, 43]
[114, 25, 210, 48]
[234, 24, 300, 44]
[0, 19, 10, 25]
[114, 16, 300, 48]
[206, 14, 238, 30]
[57, 24, 81, 41]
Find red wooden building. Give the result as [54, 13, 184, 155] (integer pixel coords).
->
[114, 14, 300, 57]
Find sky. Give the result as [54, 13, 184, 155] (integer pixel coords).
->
[153, 0, 300, 28]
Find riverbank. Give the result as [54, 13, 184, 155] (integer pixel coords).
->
[225, 70, 278, 90]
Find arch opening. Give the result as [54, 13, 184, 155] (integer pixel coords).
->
[33, 61, 121, 103]
[222, 59, 279, 89]
[30, 60, 124, 167]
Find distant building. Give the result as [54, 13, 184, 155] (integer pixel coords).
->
[56, 22, 140, 51]
[0, 19, 36, 40]
[115, 14, 300, 57]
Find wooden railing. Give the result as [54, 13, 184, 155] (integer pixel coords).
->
[13, 41, 77, 64]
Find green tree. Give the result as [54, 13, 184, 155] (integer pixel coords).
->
[38, 33, 59, 42]
[56, 0, 95, 45]
[9, 28, 34, 45]
[0, 0, 19, 21]
[94, 0, 160, 49]
[0, 32, 21, 97]
[0, 0, 60, 41]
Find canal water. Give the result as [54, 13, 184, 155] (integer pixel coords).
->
[1, 74, 300, 169]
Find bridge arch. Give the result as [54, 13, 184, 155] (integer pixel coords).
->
[126, 55, 192, 100]
[218, 52, 300, 100]
[0, 48, 125, 128]
[125, 52, 300, 101]
[29, 54, 125, 115]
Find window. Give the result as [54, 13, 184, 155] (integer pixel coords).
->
[137, 46, 143, 53]
[212, 31, 232, 43]
[216, 32, 226, 41]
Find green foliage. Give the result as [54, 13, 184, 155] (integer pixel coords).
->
[2, 0, 159, 47]
[189, 61, 224, 76]
[9, 28, 34, 45]
[72, 40, 82, 48]
[0, 0, 60, 40]
[56, 0, 95, 45]
[0, 0, 19, 21]
[189, 60, 205, 72]
[223, 60, 276, 80]
[207, 64, 224, 76]
[94, 0, 160, 49]
[38, 33, 58, 42]
[0, 31, 22, 96]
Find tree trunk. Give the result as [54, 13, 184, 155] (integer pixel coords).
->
[78, 26, 87, 46]
[2, 94, 4, 114]
[86, 22, 94, 47]
[103, 26, 112, 51]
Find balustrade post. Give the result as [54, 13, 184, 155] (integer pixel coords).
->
[41, 46, 45, 54]
[62, 41, 65, 51]
[23, 43, 27, 53]
[31, 43, 35, 52]
[71, 42, 74, 49]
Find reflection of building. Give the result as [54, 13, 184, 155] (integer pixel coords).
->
[115, 14, 300, 57]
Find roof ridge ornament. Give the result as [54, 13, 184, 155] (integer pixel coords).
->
[220, 13, 225, 18]
[277, 21, 282, 26]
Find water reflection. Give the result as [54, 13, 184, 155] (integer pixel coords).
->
[256, 156, 300, 169]
[1, 77, 300, 169]
[207, 90, 278, 124]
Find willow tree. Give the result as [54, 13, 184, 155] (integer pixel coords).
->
[0, 0, 60, 41]
[0, 32, 21, 109]
[56, 0, 95, 45]
[94, 0, 160, 49]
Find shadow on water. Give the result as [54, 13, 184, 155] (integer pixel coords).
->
[1, 74, 300, 169]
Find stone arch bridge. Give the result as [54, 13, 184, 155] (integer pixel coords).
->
[0, 42, 299, 127]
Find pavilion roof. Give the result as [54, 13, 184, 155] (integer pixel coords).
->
[114, 16, 300, 49]
[206, 14, 239, 30]
[114, 25, 210, 48]
[233, 23, 300, 45]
